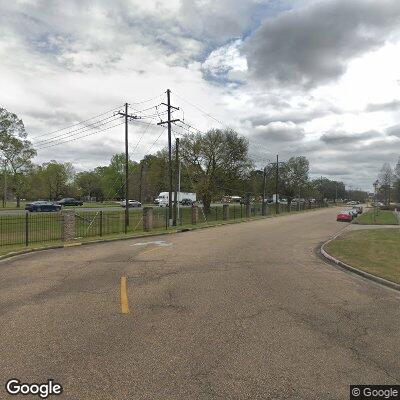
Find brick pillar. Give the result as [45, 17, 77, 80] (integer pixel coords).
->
[245, 204, 251, 218]
[191, 206, 198, 225]
[143, 207, 153, 231]
[61, 210, 75, 242]
[223, 204, 229, 220]
[262, 202, 267, 216]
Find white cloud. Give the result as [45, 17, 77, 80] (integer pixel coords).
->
[0, 0, 400, 190]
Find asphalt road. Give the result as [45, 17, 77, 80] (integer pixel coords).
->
[0, 207, 399, 399]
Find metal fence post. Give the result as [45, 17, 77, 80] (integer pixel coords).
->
[25, 212, 29, 246]
[240, 204, 243, 219]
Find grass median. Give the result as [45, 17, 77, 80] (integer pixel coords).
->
[325, 229, 400, 284]
[354, 209, 398, 225]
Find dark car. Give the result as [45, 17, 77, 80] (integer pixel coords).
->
[180, 198, 194, 206]
[57, 198, 83, 206]
[25, 201, 62, 212]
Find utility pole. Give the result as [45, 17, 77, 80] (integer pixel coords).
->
[139, 162, 144, 203]
[262, 166, 267, 203]
[335, 182, 338, 204]
[275, 154, 279, 214]
[178, 159, 181, 224]
[2, 161, 6, 208]
[157, 89, 180, 227]
[173, 138, 179, 226]
[118, 103, 140, 233]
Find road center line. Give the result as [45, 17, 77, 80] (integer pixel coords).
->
[120, 276, 130, 314]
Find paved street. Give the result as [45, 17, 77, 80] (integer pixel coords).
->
[0, 207, 399, 399]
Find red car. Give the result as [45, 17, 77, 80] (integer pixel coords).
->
[337, 210, 352, 222]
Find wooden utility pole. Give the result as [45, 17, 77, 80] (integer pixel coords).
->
[118, 103, 140, 233]
[262, 166, 267, 203]
[157, 89, 180, 227]
[173, 138, 180, 226]
[275, 154, 279, 214]
[139, 162, 144, 204]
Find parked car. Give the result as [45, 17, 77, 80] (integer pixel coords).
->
[350, 209, 359, 219]
[180, 198, 194, 206]
[57, 198, 83, 206]
[291, 198, 305, 205]
[25, 201, 62, 212]
[353, 205, 363, 214]
[336, 210, 353, 222]
[120, 200, 142, 208]
[346, 201, 357, 205]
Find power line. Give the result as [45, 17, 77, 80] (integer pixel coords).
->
[35, 121, 125, 150]
[29, 105, 123, 140]
[174, 92, 231, 129]
[128, 93, 164, 105]
[33, 114, 121, 145]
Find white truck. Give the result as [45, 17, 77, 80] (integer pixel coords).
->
[155, 192, 196, 207]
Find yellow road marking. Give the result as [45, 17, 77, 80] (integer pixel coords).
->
[120, 277, 130, 314]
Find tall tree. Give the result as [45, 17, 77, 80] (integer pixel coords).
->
[180, 129, 252, 213]
[393, 158, 400, 203]
[378, 163, 393, 205]
[75, 171, 103, 200]
[0, 108, 36, 206]
[41, 161, 74, 200]
[282, 156, 310, 199]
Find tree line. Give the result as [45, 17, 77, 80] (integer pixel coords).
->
[1, 107, 363, 210]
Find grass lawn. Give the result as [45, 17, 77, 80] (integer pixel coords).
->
[325, 229, 400, 284]
[354, 209, 398, 225]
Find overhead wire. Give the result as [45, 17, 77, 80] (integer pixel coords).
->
[35, 120, 125, 150]
[173, 92, 231, 129]
[29, 105, 123, 140]
[33, 114, 121, 146]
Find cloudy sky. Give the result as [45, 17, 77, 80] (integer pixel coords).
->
[1, 0, 400, 190]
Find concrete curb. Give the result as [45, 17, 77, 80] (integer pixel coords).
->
[0, 207, 326, 263]
[320, 231, 400, 292]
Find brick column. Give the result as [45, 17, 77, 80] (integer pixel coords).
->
[61, 210, 75, 242]
[191, 206, 198, 225]
[262, 202, 267, 216]
[245, 204, 251, 218]
[143, 207, 154, 231]
[223, 204, 229, 220]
